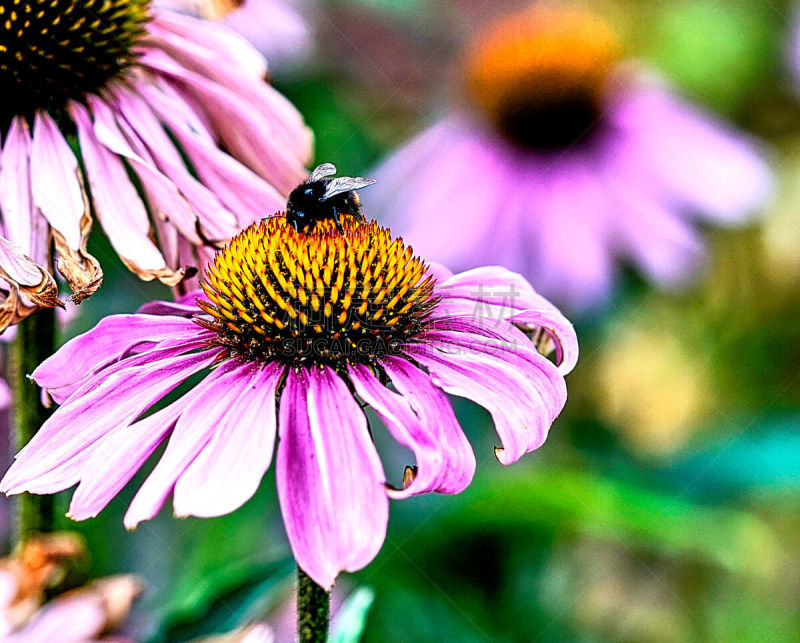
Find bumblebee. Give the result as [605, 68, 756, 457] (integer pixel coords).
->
[285, 163, 376, 232]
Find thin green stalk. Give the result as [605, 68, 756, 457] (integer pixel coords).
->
[297, 566, 330, 643]
[11, 307, 57, 540]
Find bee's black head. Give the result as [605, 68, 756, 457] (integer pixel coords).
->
[286, 163, 376, 233]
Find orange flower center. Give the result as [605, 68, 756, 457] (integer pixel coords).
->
[464, 6, 620, 150]
[198, 216, 438, 367]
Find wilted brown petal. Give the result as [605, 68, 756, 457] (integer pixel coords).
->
[52, 211, 103, 304]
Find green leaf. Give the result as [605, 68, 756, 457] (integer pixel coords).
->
[150, 556, 294, 642]
[330, 587, 376, 643]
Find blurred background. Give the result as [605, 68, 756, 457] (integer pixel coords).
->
[11, 0, 800, 640]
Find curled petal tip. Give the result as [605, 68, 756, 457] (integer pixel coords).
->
[402, 465, 417, 490]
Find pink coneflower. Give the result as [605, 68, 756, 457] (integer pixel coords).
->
[1, 206, 577, 589]
[0, 0, 311, 330]
[371, 5, 771, 311]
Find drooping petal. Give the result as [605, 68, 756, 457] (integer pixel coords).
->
[0, 237, 60, 313]
[603, 155, 706, 286]
[141, 80, 286, 224]
[109, 85, 239, 243]
[276, 367, 388, 589]
[407, 332, 567, 465]
[351, 360, 475, 498]
[433, 266, 579, 374]
[373, 117, 506, 271]
[1, 346, 220, 495]
[68, 394, 192, 520]
[520, 157, 616, 311]
[172, 361, 282, 518]
[223, 0, 313, 69]
[0, 117, 48, 264]
[29, 111, 84, 250]
[145, 13, 312, 162]
[147, 9, 268, 81]
[88, 92, 203, 247]
[70, 102, 184, 285]
[124, 359, 256, 527]
[30, 111, 102, 302]
[140, 49, 308, 194]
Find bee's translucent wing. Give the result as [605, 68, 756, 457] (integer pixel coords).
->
[322, 176, 377, 200]
[308, 163, 338, 182]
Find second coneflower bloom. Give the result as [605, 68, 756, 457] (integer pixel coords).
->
[1, 199, 577, 589]
[0, 0, 311, 330]
[371, 5, 771, 311]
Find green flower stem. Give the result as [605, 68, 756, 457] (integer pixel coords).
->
[297, 566, 330, 642]
[11, 308, 57, 540]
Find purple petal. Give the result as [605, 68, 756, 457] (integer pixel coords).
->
[0, 378, 9, 410]
[603, 159, 705, 286]
[124, 359, 255, 527]
[610, 82, 772, 224]
[373, 116, 506, 271]
[32, 314, 202, 393]
[145, 15, 312, 164]
[433, 266, 579, 374]
[140, 49, 308, 194]
[147, 9, 268, 80]
[0, 235, 48, 287]
[351, 359, 475, 499]
[223, 0, 312, 69]
[0, 117, 49, 266]
[68, 394, 192, 520]
[426, 261, 453, 283]
[172, 361, 282, 518]
[519, 158, 616, 311]
[108, 86, 239, 242]
[136, 291, 202, 317]
[30, 111, 84, 250]
[1, 346, 220, 495]
[7, 593, 106, 642]
[141, 80, 286, 223]
[88, 93, 203, 246]
[407, 334, 567, 465]
[70, 102, 169, 273]
[276, 366, 388, 589]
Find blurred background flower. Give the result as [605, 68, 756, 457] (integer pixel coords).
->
[369, 3, 772, 312]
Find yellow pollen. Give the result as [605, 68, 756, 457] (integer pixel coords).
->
[198, 216, 439, 366]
